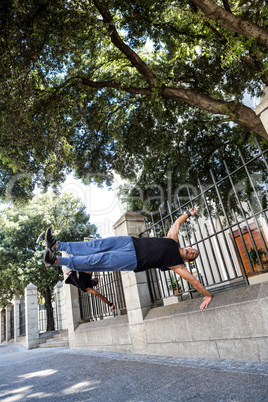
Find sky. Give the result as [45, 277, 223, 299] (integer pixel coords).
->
[60, 174, 127, 238]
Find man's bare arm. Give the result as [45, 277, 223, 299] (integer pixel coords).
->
[86, 287, 115, 310]
[166, 207, 197, 242]
[170, 265, 212, 309]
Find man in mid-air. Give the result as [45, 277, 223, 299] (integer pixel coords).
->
[43, 208, 212, 309]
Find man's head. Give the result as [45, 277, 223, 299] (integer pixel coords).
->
[180, 247, 199, 262]
[91, 278, 99, 287]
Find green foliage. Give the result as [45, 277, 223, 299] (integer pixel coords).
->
[0, 192, 99, 307]
[117, 99, 268, 220]
[248, 247, 267, 266]
[0, 0, 267, 201]
[167, 273, 181, 291]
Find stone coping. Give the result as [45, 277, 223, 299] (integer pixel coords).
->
[76, 314, 129, 331]
[144, 282, 268, 321]
[113, 210, 147, 230]
[73, 282, 268, 330]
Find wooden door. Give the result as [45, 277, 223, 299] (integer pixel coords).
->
[231, 221, 268, 276]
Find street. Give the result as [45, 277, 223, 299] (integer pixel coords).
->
[0, 344, 267, 401]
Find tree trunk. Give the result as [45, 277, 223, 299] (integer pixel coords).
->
[43, 289, 55, 332]
[190, 0, 268, 49]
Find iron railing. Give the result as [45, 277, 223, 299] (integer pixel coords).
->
[38, 302, 58, 333]
[19, 299, 26, 336]
[79, 271, 126, 321]
[9, 306, 14, 339]
[140, 138, 268, 303]
[38, 304, 47, 333]
[3, 310, 6, 341]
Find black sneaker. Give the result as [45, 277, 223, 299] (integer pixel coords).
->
[36, 231, 45, 246]
[43, 248, 57, 267]
[45, 227, 57, 251]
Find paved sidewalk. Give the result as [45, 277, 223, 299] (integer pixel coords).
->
[0, 344, 267, 401]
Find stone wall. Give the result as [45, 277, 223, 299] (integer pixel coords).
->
[66, 211, 268, 362]
[68, 315, 132, 354]
[67, 280, 268, 362]
[144, 282, 268, 362]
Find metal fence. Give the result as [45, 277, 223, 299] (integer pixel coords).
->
[38, 304, 48, 333]
[9, 306, 14, 339]
[3, 310, 6, 341]
[79, 271, 126, 321]
[19, 299, 26, 336]
[141, 138, 268, 303]
[38, 302, 58, 333]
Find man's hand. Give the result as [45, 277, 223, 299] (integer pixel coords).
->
[110, 303, 115, 311]
[200, 296, 212, 310]
[189, 207, 197, 216]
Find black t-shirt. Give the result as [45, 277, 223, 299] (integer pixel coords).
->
[65, 271, 93, 292]
[132, 237, 184, 272]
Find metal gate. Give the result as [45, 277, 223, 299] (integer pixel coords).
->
[38, 300, 58, 333]
[79, 271, 126, 321]
[19, 299, 26, 336]
[140, 138, 268, 302]
[9, 306, 14, 339]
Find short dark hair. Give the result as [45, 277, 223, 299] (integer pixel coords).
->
[91, 278, 98, 287]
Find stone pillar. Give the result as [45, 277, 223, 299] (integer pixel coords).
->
[113, 211, 151, 354]
[25, 283, 39, 349]
[5, 303, 12, 342]
[62, 252, 81, 334]
[54, 281, 67, 331]
[64, 283, 81, 333]
[13, 295, 21, 342]
[255, 87, 268, 136]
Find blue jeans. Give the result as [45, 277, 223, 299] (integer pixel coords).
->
[57, 236, 137, 272]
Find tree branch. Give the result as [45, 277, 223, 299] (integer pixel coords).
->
[222, 0, 232, 13]
[82, 78, 152, 96]
[162, 87, 268, 139]
[240, 56, 268, 85]
[87, 0, 267, 139]
[92, 0, 159, 87]
[79, 78, 268, 139]
[189, 0, 268, 49]
[203, 19, 268, 85]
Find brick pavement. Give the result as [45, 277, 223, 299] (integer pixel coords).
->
[67, 348, 268, 376]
